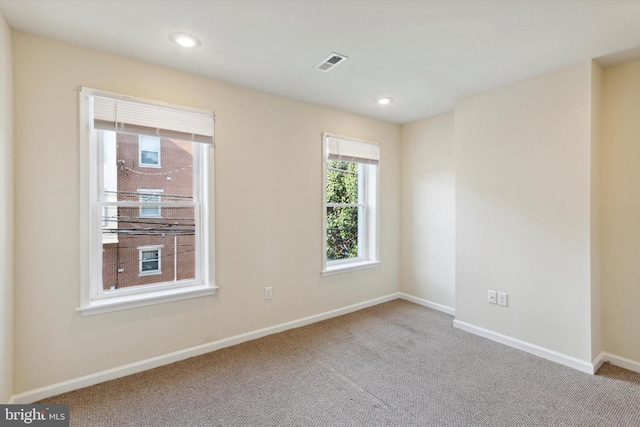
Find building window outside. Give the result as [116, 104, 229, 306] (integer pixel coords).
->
[138, 189, 163, 218]
[139, 246, 162, 275]
[79, 87, 215, 315]
[139, 135, 161, 167]
[322, 134, 380, 275]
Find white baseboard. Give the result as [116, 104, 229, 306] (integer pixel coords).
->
[398, 293, 455, 316]
[452, 319, 596, 374]
[594, 351, 640, 374]
[592, 351, 607, 373]
[11, 293, 400, 404]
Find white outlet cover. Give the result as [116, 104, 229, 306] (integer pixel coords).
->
[487, 290, 497, 304]
[497, 292, 508, 307]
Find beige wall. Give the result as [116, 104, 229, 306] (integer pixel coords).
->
[400, 113, 455, 309]
[11, 31, 400, 393]
[0, 13, 14, 404]
[454, 61, 600, 362]
[601, 58, 640, 363]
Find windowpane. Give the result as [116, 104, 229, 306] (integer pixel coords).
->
[102, 206, 196, 290]
[140, 205, 160, 217]
[103, 132, 194, 202]
[140, 151, 158, 165]
[325, 159, 362, 261]
[326, 160, 358, 204]
[141, 250, 159, 272]
[326, 206, 360, 260]
[141, 250, 158, 261]
[143, 261, 159, 271]
[100, 127, 197, 290]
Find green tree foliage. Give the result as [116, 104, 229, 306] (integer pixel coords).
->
[326, 160, 359, 260]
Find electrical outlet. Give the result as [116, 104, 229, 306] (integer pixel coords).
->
[487, 290, 497, 304]
[497, 292, 508, 307]
[264, 286, 273, 300]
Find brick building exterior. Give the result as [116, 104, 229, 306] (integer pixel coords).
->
[102, 133, 195, 290]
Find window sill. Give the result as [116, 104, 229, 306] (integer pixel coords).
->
[322, 260, 381, 276]
[77, 284, 217, 316]
[139, 271, 162, 277]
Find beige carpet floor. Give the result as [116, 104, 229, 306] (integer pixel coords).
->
[38, 299, 640, 426]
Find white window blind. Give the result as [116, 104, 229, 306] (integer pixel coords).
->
[87, 88, 214, 145]
[325, 134, 379, 165]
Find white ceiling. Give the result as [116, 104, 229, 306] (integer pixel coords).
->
[1, 0, 640, 124]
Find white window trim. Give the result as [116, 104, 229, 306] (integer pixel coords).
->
[78, 87, 216, 316]
[138, 189, 163, 218]
[138, 135, 161, 168]
[321, 133, 380, 275]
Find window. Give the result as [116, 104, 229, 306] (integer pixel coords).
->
[322, 133, 380, 274]
[139, 135, 161, 167]
[139, 246, 162, 275]
[138, 189, 163, 218]
[79, 87, 216, 315]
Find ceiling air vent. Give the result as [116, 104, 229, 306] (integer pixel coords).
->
[315, 52, 348, 72]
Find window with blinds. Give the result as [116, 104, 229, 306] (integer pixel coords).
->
[78, 87, 216, 315]
[322, 133, 380, 275]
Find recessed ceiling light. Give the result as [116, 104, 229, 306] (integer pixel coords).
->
[377, 97, 393, 105]
[169, 32, 201, 49]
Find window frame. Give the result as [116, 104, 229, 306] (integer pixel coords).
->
[322, 133, 380, 275]
[139, 245, 162, 276]
[78, 87, 216, 316]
